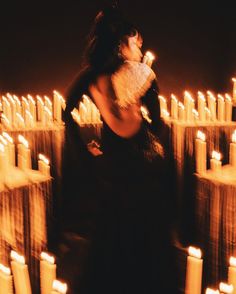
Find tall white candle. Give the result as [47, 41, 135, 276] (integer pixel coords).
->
[10, 251, 32, 294]
[0, 264, 13, 294]
[44, 96, 53, 114]
[197, 92, 206, 121]
[0, 143, 8, 174]
[22, 96, 30, 121]
[171, 94, 178, 119]
[44, 106, 53, 125]
[225, 94, 233, 121]
[205, 107, 211, 121]
[217, 94, 225, 122]
[79, 102, 87, 124]
[16, 113, 25, 129]
[193, 109, 199, 122]
[228, 257, 236, 294]
[27, 95, 37, 122]
[38, 154, 50, 177]
[185, 246, 203, 294]
[51, 280, 67, 294]
[53, 90, 62, 123]
[210, 151, 222, 172]
[219, 282, 233, 293]
[40, 252, 57, 294]
[37, 95, 44, 122]
[195, 130, 207, 174]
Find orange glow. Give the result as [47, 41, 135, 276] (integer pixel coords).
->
[10, 250, 25, 264]
[212, 151, 221, 161]
[44, 96, 52, 106]
[178, 102, 185, 109]
[40, 252, 55, 264]
[188, 246, 202, 259]
[159, 95, 167, 102]
[197, 130, 206, 142]
[171, 94, 178, 102]
[36, 95, 44, 105]
[184, 91, 194, 101]
[232, 78, 236, 83]
[225, 94, 232, 101]
[162, 109, 170, 117]
[144, 51, 155, 61]
[217, 94, 225, 101]
[219, 282, 233, 293]
[27, 94, 36, 104]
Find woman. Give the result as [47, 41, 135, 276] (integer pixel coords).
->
[57, 4, 180, 294]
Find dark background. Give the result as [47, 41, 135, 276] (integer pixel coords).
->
[1, 1, 235, 100]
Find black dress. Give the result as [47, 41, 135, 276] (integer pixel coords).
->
[56, 80, 180, 294]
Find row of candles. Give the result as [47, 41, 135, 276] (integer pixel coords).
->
[0, 250, 67, 294]
[71, 94, 102, 125]
[195, 129, 236, 174]
[0, 91, 65, 129]
[160, 78, 236, 122]
[0, 132, 50, 177]
[185, 246, 236, 294]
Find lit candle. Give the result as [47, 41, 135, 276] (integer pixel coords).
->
[0, 143, 7, 174]
[25, 110, 34, 128]
[197, 92, 206, 121]
[22, 96, 30, 121]
[44, 106, 53, 125]
[142, 51, 155, 67]
[13, 96, 22, 116]
[37, 95, 44, 122]
[232, 78, 236, 105]
[195, 130, 207, 174]
[53, 90, 62, 123]
[171, 94, 178, 119]
[193, 109, 199, 122]
[207, 91, 217, 121]
[51, 280, 67, 294]
[18, 135, 31, 170]
[184, 91, 194, 121]
[2, 132, 15, 166]
[79, 102, 87, 124]
[210, 151, 222, 172]
[71, 109, 81, 125]
[44, 96, 53, 114]
[178, 102, 185, 121]
[0, 264, 13, 294]
[16, 113, 25, 129]
[0, 135, 9, 172]
[38, 154, 50, 177]
[10, 251, 32, 294]
[205, 107, 211, 121]
[217, 94, 225, 122]
[185, 246, 203, 294]
[219, 282, 233, 293]
[228, 257, 236, 294]
[159, 96, 168, 118]
[2, 96, 12, 127]
[27, 95, 37, 122]
[205, 289, 220, 294]
[140, 106, 152, 123]
[225, 94, 233, 121]
[40, 252, 57, 294]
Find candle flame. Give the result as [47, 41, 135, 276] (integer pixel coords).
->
[6, 93, 13, 100]
[27, 94, 36, 104]
[145, 51, 155, 61]
[2, 96, 10, 106]
[1, 114, 10, 125]
[205, 107, 211, 115]
[0, 264, 11, 275]
[36, 95, 44, 105]
[162, 109, 170, 117]
[229, 256, 236, 267]
[44, 96, 52, 106]
[0, 135, 8, 146]
[219, 282, 233, 293]
[197, 130, 206, 142]
[41, 252, 55, 264]
[212, 151, 221, 161]
[18, 135, 29, 149]
[38, 153, 50, 165]
[10, 250, 25, 264]
[192, 109, 199, 117]
[52, 280, 68, 294]
[82, 94, 91, 103]
[26, 110, 33, 120]
[217, 94, 225, 101]
[205, 289, 220, 294]
[16, 113, 25, 123]
[232, 78, 236, 83]
[178, 102, 185, 109]
[225, 94, 232, 102]
[184, 91, 194, 101]
[79, 102, 87, 112]
[171, 94, 178, 102]
[159, 95, 167, 102]
[188, 246, 202, 259]
[22, 96, 29, 106]
[198, 91, 206, 101]
[2, 132, 13, 144]
[44, 106, 52, 116]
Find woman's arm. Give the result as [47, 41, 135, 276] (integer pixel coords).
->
[89, 75, 143, 138]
